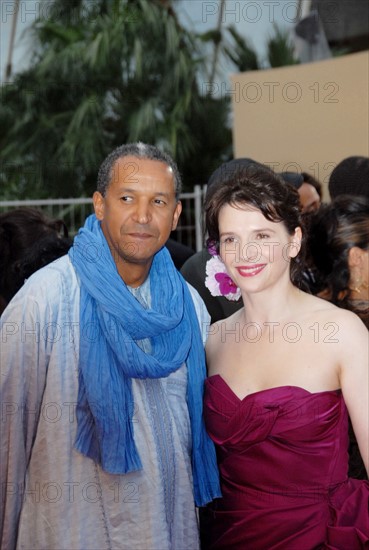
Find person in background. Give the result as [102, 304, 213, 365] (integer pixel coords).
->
[306, 195, 369, 480]
[307, 195, 369, 327]
[6, 233, 73, 300]
[279, 171, 321, 213]
[201, 165, 368, 549]
[166, 237, 195, 269]
[302, 171, 323, 201]
[0, 207, 71, 315]
[329, 156, 369, 201]
[1, 142, 220, 550]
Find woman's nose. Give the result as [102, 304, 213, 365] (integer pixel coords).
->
[242, 241, 261, 262]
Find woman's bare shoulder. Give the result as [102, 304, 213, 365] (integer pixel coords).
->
[206, 309, 244, 350]
[299, 291, 336, 311]
[300, 292, 367, 341]
[210, 308, 244, 329]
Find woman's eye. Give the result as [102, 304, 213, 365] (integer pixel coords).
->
[256, 233, 270, 239]
[222, 237, 236, 244]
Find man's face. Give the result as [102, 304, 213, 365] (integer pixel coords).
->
[93, 155, 182, 285]
[298, 182, 320, 214]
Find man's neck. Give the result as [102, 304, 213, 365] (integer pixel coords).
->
[117, 262, 151, 288]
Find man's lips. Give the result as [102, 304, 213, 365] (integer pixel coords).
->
[236, 264, 266, 277]
[127, 232, 154, 239]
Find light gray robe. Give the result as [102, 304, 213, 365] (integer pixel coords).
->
[1, 255, 210, 550]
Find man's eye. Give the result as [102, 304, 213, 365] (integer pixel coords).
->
[120, 196, 132, 202]
[154, 199, 166, 205]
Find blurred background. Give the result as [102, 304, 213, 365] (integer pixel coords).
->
[1, 0, 368, 247]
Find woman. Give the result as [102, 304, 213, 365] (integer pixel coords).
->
[307, 196, 369, 480]
[202, 168, 368, 549]
[308, 195, 369, 330]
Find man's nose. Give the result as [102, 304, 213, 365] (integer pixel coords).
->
[133, 200, 151, 224]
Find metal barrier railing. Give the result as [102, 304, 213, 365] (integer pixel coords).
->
[0, 185, 207, 251]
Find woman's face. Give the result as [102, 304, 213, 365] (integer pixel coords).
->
[218, 203, 301, 295]
[349, 246, 369, 300]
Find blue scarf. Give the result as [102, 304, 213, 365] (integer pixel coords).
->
[68, 214, 220, 506]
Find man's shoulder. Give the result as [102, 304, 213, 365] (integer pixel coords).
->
[185, 281, 210, 331]
[186, 281, 205, 306]
[27, 254, 74, 281]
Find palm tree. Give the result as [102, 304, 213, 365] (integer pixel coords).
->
[223, 23, 299, 71]
[223, 25, 259, 72]
[267, 24, 299, 68]
[0, 0, 232, 198]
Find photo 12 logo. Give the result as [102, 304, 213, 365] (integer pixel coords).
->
[203, 81, 340, 104]
[202, 2, 301, 24]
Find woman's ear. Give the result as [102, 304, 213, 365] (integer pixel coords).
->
[288, 227, 302, 258]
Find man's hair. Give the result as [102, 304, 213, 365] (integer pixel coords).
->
[329, 156, 369, 200]
[96, 142, 182, 198]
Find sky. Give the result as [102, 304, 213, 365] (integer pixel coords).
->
[0, 0, 299, 83]
[177, 1, 299, 62]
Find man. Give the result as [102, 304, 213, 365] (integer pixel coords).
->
[1, 143, 220, 550]
[328, 155, 369, 201]
[279, 171, 321, 214]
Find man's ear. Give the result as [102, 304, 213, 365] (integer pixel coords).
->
[171, 200, 182, 231]
[93, 191, 105, 221]
[348, 246, 364, 268]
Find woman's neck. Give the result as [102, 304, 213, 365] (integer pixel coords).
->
[240, 282, 302, 325]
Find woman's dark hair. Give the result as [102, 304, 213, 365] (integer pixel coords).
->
[205, 166, 306, 288]
[308, 195, 369, 315]
[0, 208, 69, 304]
[6, 235, 73, 303]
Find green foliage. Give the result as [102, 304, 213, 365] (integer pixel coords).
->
[267, 24, 299, 68]
[223, 23, 299, 71]
[0, 0, 232, 198]
[224, 25, 259, 72]
[0, 3, 301, 199]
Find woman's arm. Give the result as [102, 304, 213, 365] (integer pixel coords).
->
[338, 311, 369, 476]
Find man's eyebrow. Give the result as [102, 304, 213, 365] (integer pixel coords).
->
[115, 187, 172, 197]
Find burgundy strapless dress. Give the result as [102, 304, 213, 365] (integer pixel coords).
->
[203, 375, 369, 550]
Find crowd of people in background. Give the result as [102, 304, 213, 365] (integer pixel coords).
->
[0, 150, 368, 550]
[1, 155, 368, 326]
[0, 208, 72, 315]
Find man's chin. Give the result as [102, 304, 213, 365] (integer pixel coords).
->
[119, 253, 156, 267]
